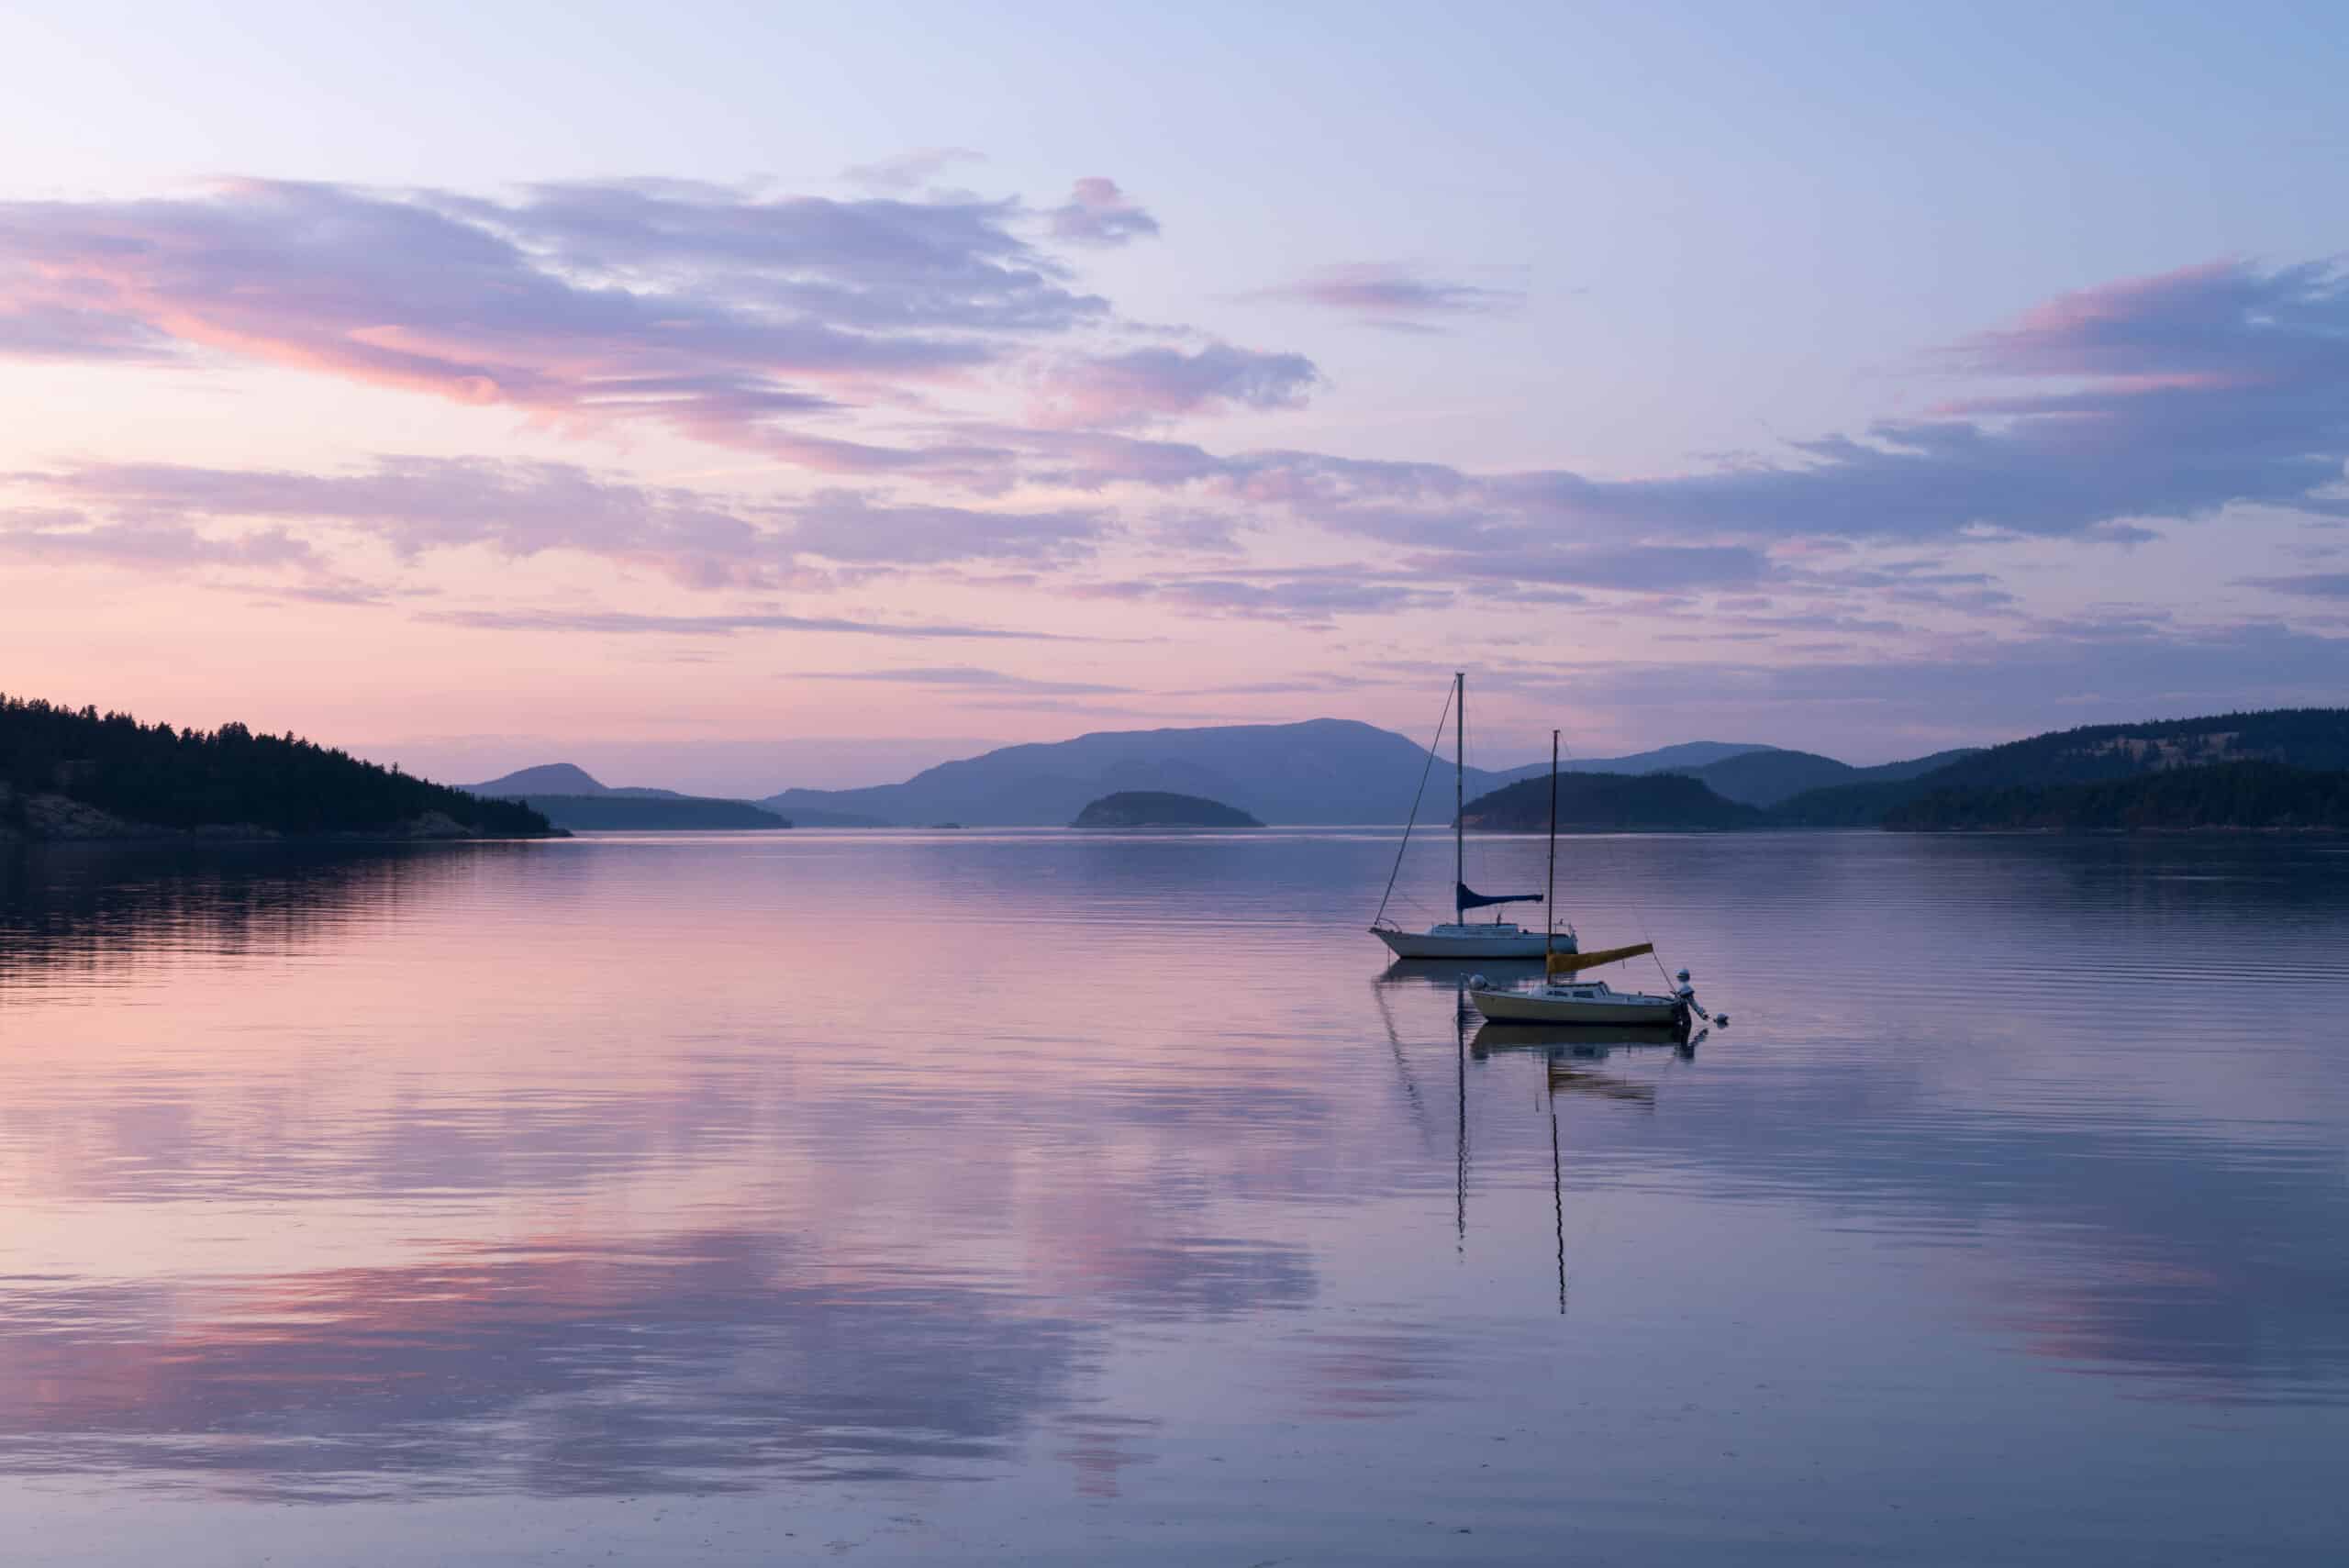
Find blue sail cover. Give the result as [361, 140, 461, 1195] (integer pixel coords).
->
[1458, 882, 1542, 910]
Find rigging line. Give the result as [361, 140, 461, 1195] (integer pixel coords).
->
[1371, 982, 1439, 1155]
[1372, 679, 1457, 928]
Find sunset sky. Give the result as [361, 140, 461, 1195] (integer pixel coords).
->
[3, 0, 2343, 793]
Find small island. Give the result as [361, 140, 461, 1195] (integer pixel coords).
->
[1070, 790, 1263, 828]
[1459, 772, 1763, 832]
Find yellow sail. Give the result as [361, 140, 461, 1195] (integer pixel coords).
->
[1546, 940, 1654, 975]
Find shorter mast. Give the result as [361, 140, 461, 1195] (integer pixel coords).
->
[1545, 728, 1559, 956]
[1453, 670, 1464, 926]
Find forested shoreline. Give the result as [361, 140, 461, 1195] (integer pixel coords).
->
[2, 695, 557, 840]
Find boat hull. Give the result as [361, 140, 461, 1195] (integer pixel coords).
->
[1468, 986, 1684, 1026]
[1373, 925, 1558, 960]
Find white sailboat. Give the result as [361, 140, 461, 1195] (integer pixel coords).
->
[1370, 673, 1569, 961]
[1466, 730, 1703, 1029]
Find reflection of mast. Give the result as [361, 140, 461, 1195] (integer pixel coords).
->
[1550, 1097, 1566, 1316]
[1454, 984, 1468, 1249]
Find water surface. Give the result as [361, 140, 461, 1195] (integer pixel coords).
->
[1, 829, 2343, 1562]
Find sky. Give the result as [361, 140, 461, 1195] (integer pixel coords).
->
[1, 0, 2343, 793]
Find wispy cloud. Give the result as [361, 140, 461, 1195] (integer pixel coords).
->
[2239, 572, 2349, 599]
[421, 607, 1087, 639]
[1075, 566, 1450, 626]
[800, 665, 1134, 695]
[0, 510, 317, 569]
[1245, 263, 1522, 330]
[841, 147, 986, 193]
[785, 491, 1108, 564]
[17, 457, 1116, 587]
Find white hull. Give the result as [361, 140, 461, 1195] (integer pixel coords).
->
[1373, 924, 1562, 961]
[1469, 981, 1684, 1026]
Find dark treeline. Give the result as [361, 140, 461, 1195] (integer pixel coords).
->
[1883, 762, 2349, 831]
[2, 695, 552, 836]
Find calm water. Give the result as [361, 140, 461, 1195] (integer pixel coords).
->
[1, 828, 2344, 1563]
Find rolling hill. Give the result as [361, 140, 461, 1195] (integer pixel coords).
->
[463, 763, 792, 830]
[1671, 745, 1983, 806]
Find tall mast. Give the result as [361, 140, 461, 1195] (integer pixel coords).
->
[1546, 728, 1559, 955]
[1453, 671, 1464, 926]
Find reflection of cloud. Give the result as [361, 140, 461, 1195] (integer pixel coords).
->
[0, 1231, 1085, 1498]
[1289, 1325, 1455, 1418]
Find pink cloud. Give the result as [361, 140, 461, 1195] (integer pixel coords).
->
[0, 178, 1114, 477]
[1049, 178, 1160, 248]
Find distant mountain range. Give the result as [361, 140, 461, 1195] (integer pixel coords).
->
[757, 718, 1534, 827]
[457, 706, 2349, 831]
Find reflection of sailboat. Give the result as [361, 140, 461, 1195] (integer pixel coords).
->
[1471, 1019, 1697, 1060]
[1468, 730, 1699, 1028]
[1371, 673, 1563, 961]
[1379, 956, 1542, 992]
[1546, 1062, 1660, 1106]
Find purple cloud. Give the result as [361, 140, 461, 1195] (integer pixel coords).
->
[17, 457, 1116, 590]
[800, 665, 1134, 695]
[1049, 178, 1160, 248]
[0, 511, 316, 569]
[1034, 344, 1323, 428]
[0, 178, 1124, 476]
[2240, 572, 2349, 598]
[1076, 566, 1450, 626]
[1004, 260, 2349, 552]
[783, 491, 1108, 565]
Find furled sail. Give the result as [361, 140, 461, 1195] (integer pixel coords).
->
[1546, 940, 1654, 975]
[1458, 882, 1542, 911]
